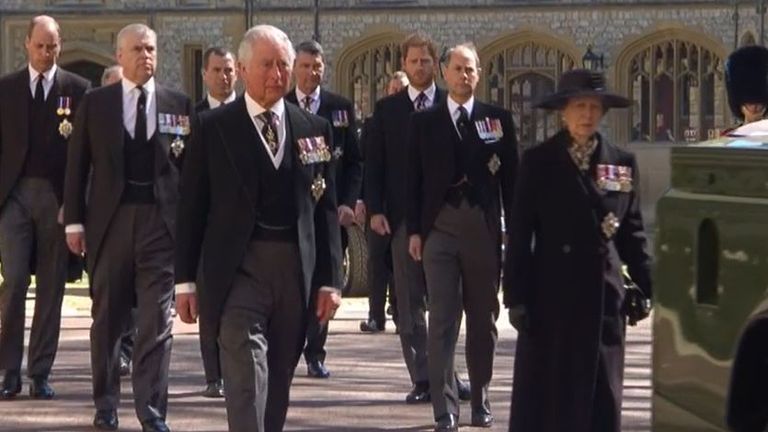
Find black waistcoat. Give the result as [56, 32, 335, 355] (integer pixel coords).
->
[256, 141, 297, 227]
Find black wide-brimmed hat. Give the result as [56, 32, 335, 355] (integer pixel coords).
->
[535, 69, 631, 110]
[725, 45, 768, 119]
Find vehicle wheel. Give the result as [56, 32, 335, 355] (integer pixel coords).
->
[342, 224, 368, 297]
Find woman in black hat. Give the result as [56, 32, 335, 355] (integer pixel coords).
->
[503, 69, 653, 432]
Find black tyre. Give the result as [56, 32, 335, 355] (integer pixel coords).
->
[342, 224, 369, 297]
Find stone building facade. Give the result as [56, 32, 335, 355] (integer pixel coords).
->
[0, 0, 759, 218]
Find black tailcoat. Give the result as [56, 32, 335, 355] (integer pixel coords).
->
[64, 82, 193, 274]
[364, 86, 446, 229]
[174, 98, 343, 327]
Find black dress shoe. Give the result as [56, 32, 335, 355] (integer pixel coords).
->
[93, 410, 118, 430]
[434, 413, 459, 432]
[470, 407, 494, 428]
[456, 377, 471, 402]
[0, 371, 21, 400]
[359, 319, 385, 333]
[119, 355, 131, 377]
[306, 360, 330, 378]
[29, 377, 55, 399]
[141, 418, 170, 432]
[202, 379, 224, 398]
[405, 381, 430, 404]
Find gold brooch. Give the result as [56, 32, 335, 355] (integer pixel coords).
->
[601, 212, 620, 240]
[311, 174, 326, 202]
[58, 119, 73, 138]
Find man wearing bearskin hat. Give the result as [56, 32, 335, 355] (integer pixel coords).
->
[722, 45, 768, 135]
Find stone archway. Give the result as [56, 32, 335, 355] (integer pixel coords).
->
[335, 28, 406, 118]
[477, 29, 580, 149]
[59, 44, 115, 87]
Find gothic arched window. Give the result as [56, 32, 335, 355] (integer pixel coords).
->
[481, 36, 577, 150]
[335, 33, 404, 119]
[620, 35, 727, 143]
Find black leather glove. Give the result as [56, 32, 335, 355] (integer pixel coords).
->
[508, 305, 528, 333]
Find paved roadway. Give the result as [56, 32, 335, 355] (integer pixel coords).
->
[0, 292, 651, 431]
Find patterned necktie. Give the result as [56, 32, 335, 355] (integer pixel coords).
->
[135, 86, 147, 143]
[302, 95, 313, 112]
[415, 92, 428, 111]
[259, 111, 279, 156]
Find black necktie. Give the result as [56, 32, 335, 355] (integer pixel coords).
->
[135, 86, 147, 143]
[303, 95, 313, 112]
[456, 106, 471, 140]
[259, 111, 279, 156]
[34, 74, 45, 105]
[415, 92, 428, 111]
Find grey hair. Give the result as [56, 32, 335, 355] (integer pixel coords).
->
[238, 25, 296, 65]
[391, 70, 409, 85]
[100, 65, 123, 86]
[116, 23, 156, 51]
[444, 42, 480, 66]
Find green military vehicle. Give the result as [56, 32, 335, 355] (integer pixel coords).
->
[653, 129, 768, 431]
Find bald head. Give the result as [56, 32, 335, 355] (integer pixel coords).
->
[25, 15, 61, 73]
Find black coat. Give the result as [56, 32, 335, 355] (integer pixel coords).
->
[174, 98, 343, 326]
[64, 81, 193, 274]
[0, 67, 90, 207]
[365, 86, 446, 229]
[406, 100, 518, 265]
[505, 130, 652, 432]
[0, 67, 90, 281]
[286, 88, 363, 208]
[194, 98, 210, 113]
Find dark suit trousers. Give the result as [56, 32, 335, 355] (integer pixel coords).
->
[0, 179, 68, 378]
[119, 308, 137, 362]
[90, 204, 174, 422]
[219, 239, 305, 432]
[422, 200, 500, 420]
[392, 224, 429, 385]
[303, 228, 346, 364]
[197, 262, 221, 383]
[366, 225, 396, 324]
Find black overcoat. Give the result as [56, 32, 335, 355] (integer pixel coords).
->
[504, 129, 652, 432]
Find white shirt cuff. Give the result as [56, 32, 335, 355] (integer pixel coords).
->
[175, 282, 197, 295]
[319, 286, 341, 296]
[65, 224, 84, 233]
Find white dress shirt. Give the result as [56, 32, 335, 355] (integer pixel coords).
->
[28, 63, 57, 101]
[246, 92, 287, 169]
[122, 77, 157, 139]
[447, 95, 475, 137]
[407, 82, 437, 109]
[295, 86, 321, 114]
[206, 91, 236, 109]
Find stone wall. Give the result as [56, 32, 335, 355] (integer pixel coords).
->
[258, 4, 746, 92]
